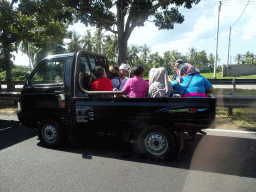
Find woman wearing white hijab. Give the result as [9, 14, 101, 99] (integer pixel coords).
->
[148, 67, 173, 98]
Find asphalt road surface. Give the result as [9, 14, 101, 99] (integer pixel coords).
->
[1, 115, 256, 192]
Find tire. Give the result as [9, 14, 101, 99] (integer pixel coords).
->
[38, 119, 65, 148]
[136, 126, 176, 160]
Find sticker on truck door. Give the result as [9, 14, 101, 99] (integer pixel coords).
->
[76, 106, 94, 123]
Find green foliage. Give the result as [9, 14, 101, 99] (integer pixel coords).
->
[154, 8, 184, 29]
[234, 51, 256, 65]
[67, 31, 83, 52]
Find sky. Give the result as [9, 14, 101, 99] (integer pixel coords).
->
[13, 0, 256, 68]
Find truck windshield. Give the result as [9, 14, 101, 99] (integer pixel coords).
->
[31, 60, 65, 84]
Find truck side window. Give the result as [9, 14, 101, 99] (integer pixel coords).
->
[79, 57, 90, 75]
[88, 56, 96, 70]
[31, 60, 65, 84]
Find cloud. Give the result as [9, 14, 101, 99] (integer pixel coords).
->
[128, 21, 160, 46]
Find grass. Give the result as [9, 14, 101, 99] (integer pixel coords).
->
[215, 106, 256, 131]
[201, 73, 256, 79]
[0, 100, 18, 114]
[212, 88, 256, 95]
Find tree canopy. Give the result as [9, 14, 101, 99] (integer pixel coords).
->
[60, 0, 200, 65]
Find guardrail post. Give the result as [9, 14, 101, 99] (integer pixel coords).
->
[228, 93, 233, 115]
[232, 78, 236, 93]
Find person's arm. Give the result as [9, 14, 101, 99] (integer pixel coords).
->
[203, 77, 214, 93]
[207, 87, 214, 93]
[121, 78, 131, 95]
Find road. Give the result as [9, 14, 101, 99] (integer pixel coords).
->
[0, 115, 256, 192]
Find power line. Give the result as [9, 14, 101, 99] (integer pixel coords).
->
[177, 1, 256, 14]
[232, 0, 251, 27]
[232, 29, 256, 37]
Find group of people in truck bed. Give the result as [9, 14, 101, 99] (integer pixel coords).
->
[90, 59, 214, 98]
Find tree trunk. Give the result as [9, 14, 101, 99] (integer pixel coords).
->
[4, 49, 15, 92]
[118, 38, 127, 65]
[116, 2, 128, 66]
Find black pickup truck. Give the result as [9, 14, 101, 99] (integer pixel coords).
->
[17, 50, 215, 160]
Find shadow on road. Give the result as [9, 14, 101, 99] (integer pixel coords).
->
[0, 119, 37, 150]
[37, 132, 256, 179]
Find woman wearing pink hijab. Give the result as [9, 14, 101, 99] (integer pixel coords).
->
[174, 59, 196, 84]
[172, 59, 214, 98]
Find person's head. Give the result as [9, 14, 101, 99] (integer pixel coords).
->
[109, 66, 119, 78]
[93, 66, 105, 79]
[174, 59, 184, 68]
[149, 67, 168, 85]
[174, 59, 187, 76]
[130, 69, 135, 78]
[132, 65, 145, 77]
[148, 68, 156, 84]
[119, 63, 130, 79]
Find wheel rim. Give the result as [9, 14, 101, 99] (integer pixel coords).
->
[42, 124, 57, 144]
[145, 132, 168, 156]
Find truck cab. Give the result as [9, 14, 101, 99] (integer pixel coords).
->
[18, 50, 216, 160]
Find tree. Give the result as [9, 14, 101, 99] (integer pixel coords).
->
[61, 0, 199, 65]
[0, 1, 22, 91]
[0, 0, 72, 91]
[127, 44, 141, 66]
[163, 51, 173, 75]
[170, 50, 181, 64]
[19, 42, 37, 68]
[81, 30, 93, 51]
[103, 34, 118, 64]
[234, 53, 242, 64]
[243, 51, 251, 64]
[93, 28, 105, 54]
[67, 31, 83, 52]
[140, 44, 151, 63]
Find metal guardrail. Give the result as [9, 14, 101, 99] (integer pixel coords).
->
[213, 95, 256, 108]
[0, 92, 21, 100]
[0, 92, 255, 107]
[208, 79, 256, 85]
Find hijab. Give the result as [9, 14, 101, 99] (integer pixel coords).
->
[175, 63, 196, 84]
[148, 67, 173, 98]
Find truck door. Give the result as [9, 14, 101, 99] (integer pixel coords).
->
[21, 59, 66, 118]
[74, 51, 121, 126]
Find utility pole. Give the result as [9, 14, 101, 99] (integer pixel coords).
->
[227, 26, 231, 65]
[214, 1, 222, 79]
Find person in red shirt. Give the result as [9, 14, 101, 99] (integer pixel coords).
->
[91, 66, 113, 91]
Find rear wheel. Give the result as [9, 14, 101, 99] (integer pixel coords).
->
[38, 119, 65, 148]
[136, 126, 176, 160]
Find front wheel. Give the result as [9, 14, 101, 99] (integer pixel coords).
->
[136, 126, 176, 160]
[38, 119, 65, 148]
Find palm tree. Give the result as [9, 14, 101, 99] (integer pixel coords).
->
[128, 44, 140, 66]
[234, 53, 242, 64]
[140, 44, 151, 63]
[93, 28, 105, 54]
[81, 30, 93, 51]
[19, 41, 36, 69]
[170, 50, 181, 65]
[67, 31, 83, 52]
[103, 34, 118, 64]
[243, 51, 251, 64]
